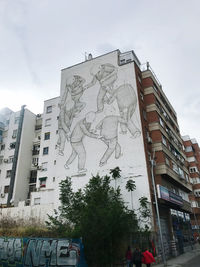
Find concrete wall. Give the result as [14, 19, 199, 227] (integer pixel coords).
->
[0, 202, 55, 222]
[13, 109, 36, 206]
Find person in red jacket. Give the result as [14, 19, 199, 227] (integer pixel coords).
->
[125, 246, 132, 267]
[142, 249, 155, 267]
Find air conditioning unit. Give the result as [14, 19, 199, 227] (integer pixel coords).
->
[1, 193, 5, 198]
[4, 159, 8, 163]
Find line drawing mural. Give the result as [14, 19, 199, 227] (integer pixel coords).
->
[95, 115, 126, 167]
[57, 75, 87, 156]
[59, 62, 142, 174]
[85, 63, 118, 113]
[107, 83, 141, 138]
[64, 112, 100, 173]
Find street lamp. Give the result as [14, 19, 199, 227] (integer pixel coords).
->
[150, 153, 167, 266]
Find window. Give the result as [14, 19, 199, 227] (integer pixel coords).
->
[1, 144, 5, 150]
[54, 160, 56, 165]
[4, 185, 9, 193]
[34, 198, 41, 205]
[43, 147, 49, 155]
[172, 162, 179, 174]
[45, 118, 51, 127]
[14, 117, 20, 124]
[159, 117, 164, 127]
[32, 157, 39, 166]
[53, 177, 55, 182]
[56, 130, 58, 134]
[189, 167, 198, 173]
[39, 177, 47, 188]
[30, 170, 37, 184]
[12, 129, 18, 138]
[165, 156, 170, 166]
[185, 146, 193, 152]
[187, 156, 195, 162]
[0, 157, 3, 164]
[44, 132, 50, 140]
[6, 170, 12, 178]
[10, 142, 16, 149]
[46, 106, 52, 113]
[162, 135, 167, 146]
[178, 167, 184, 179]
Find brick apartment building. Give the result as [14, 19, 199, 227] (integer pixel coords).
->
[182, 136, 200, 235]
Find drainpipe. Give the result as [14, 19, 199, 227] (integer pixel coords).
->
[150, 150, 167, 266]
[7, 105, 26, 206]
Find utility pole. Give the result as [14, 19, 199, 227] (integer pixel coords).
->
[150, 153, 167, 266]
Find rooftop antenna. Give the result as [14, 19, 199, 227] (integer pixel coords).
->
[85, 52, 88, 61]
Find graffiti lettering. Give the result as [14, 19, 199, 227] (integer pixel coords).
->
[0, 237, 86, 267]
[0, 237, 22, 264]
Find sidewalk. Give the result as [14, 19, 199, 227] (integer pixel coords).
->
[154, 244, 200, 267]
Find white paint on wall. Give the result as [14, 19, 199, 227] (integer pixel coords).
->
[49, 50, 151, 212]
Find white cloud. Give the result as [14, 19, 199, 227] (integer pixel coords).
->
[0, 0, 200, 143]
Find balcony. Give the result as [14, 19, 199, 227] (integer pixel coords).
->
[32, 150, 39, 156]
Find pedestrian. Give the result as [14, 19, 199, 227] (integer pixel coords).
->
[142, 248, 155, 267]
[132, 247, 142, 267]
[125, 246, 132, 267]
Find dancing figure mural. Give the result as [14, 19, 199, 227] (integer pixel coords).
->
[108, 83, 141, 138]
[85, 63, 118, 113]
[66, 75, 87, 113]
[57, 75, 87, 156]
[64, 112, 99, 173]
[95, 115, 126, 167]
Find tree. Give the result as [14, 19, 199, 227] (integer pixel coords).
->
[47, 168, 139, 267]
[126, 179, 136, 210]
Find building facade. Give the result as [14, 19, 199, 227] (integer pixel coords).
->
[0, 49, 195, 257]
[182, 135, 200, 236]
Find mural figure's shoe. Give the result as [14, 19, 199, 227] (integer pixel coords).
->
[78, 168, 87, 173]
[99, 161, 107, 167]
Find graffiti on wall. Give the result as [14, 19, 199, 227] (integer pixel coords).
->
[58, 61, 141, 174]
[0, 237, 87, 267]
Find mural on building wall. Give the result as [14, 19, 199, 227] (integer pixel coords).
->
[64, 111, 100, 173]
[0, 237, 87, 267]
[58, 61, 141, 174]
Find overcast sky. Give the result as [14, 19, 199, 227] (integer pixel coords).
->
[0, 0, 200, 143]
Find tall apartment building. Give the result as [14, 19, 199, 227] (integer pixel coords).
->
[0, 106, 36, 206]
[0, 50, 194, 257]
[182, 136, 200, 234]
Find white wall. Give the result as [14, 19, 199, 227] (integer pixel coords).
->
[0, 203, 55, 223]
[0, 110, 19, 205]
[13, 109, 36, 206]
[50, 50, 151, 212]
